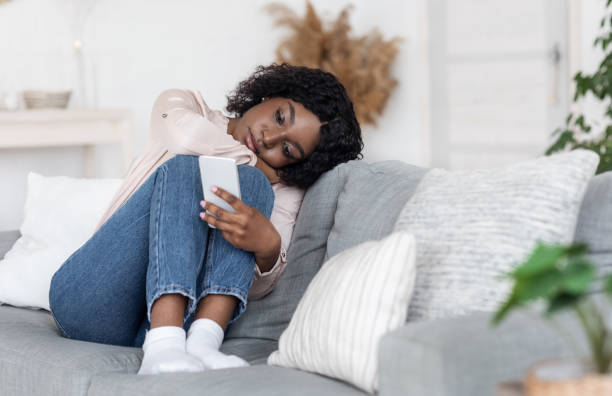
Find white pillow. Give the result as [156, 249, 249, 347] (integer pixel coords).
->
[267, 232, 417, 394]
[0, 172, 122, 310]
[394, 149, 599, 321]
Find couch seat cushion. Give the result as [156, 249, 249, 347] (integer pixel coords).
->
[0, 305, 282, 396]
[88, 365, 366, 396]
[0, 305, 141, 396]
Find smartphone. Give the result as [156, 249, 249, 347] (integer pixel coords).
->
[198, 155, 241, 228]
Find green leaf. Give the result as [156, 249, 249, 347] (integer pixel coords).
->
[513, 271, 564, 302]
[491, 296, 516, 326]
[604, 275, 612, 297]
[575, 115, 592, 133]
[565, 243, 589, 256]
[512, 243, 565, 279]
[493, 241, 595, 328]
[547, 292, 581, 314]
[560, 258, 595, 294]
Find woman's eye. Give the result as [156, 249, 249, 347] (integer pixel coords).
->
[282, 142, 291, 157]
[275, 109, 284, 126]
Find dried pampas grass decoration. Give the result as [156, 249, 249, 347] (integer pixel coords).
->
[266, 1, 401, 126]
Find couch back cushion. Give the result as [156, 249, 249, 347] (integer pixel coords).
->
[326, 161, 428, 260]
[574, 171, 612, 273]
[0, 231, 20, 260]
[226, 160, 428, 341]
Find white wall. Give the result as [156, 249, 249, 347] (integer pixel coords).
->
[428, 0, 572, 170]
[0, 0, 426, 231]
[569, 0, 608, 129]
[2, 0, 607, 232]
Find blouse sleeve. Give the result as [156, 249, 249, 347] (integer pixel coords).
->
[247, 184, 305, 300]
[150, 88, 257, 165]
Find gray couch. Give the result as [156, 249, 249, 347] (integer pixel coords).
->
[1, 160, 611, 396]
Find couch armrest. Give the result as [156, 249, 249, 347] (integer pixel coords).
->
[0, 230, 20, 259]
[377, 310, 585, 396]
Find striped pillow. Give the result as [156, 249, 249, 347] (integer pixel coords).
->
[267, 232, 416, 394]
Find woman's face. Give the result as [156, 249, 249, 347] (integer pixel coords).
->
[228, 97, 322, 168]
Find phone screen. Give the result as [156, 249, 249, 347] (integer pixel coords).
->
[198, 156, 241, 228]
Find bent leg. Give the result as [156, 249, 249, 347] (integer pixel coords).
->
[184, 165, 274, 369]
[49, 170, 157, 346]
[49, 155, 209, 347]
[186, 165, 275, 329]
[145, 154, 209, 324]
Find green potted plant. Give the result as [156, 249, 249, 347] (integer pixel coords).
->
[546, 0, 612, 174]
[493, 242, 612, 395]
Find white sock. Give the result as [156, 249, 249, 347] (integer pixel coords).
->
[186, 318, 249, 370]
[137, 326, 206, 375]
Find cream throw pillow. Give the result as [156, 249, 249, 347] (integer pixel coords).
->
[394, 149, 599, 321]
[0, 172, 122, 310]
[267, 232, 417, 394]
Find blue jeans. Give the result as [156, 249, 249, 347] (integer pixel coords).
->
[48, 155, 274, 348]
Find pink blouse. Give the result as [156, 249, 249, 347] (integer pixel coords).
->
[94, 89, 304, 299]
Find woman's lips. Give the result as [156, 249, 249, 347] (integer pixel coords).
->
[246, 128, 259, 154]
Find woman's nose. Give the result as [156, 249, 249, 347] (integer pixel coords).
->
[262, 130, 284, 148]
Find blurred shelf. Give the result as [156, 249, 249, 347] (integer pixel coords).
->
[0, 109, 133, 177]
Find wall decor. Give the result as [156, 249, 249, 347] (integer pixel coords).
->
[266, 1, 401, 126]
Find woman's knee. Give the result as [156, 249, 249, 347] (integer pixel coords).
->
[162, 154, 199, 173]
[237, 165, 274, 216]
[237, 164, 272, 191]
[157, 155, 202, 194]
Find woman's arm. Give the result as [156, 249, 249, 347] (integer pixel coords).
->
[253, 234, 281, 273]
[150, 89, 257, 166]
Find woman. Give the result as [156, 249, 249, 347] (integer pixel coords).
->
[48, 64, 362, 375]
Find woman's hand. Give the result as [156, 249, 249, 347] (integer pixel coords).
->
[199, 185, 281, 272]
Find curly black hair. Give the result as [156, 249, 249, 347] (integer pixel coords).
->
[226, 63, 363, 189]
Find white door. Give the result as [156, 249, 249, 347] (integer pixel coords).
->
[428, 0, 569, 169]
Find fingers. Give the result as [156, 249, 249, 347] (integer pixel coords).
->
[200, 210, 245, 247]
[200, 200, 239, 224]
[200, 210, 224, 229]
[200, 208, 234, 231]
[199, 201, 249, 240]
[209, 185, 247, 212]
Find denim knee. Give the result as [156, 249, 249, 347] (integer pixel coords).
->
[237, 164, 269, 186]
[237, 165, 275, 217]
[162, 154, 198, 172]
[159, 158, 274, 217]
